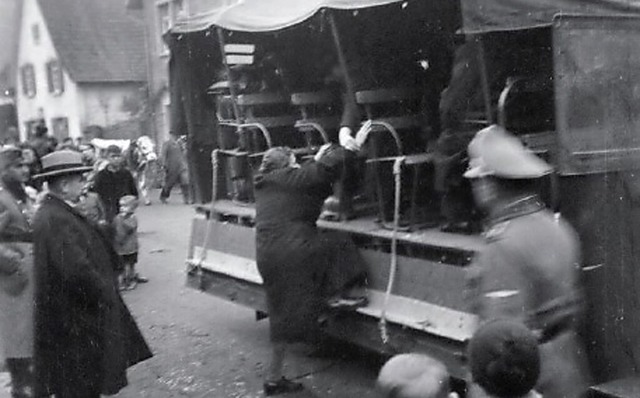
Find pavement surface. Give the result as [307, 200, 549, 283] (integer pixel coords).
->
[1, 192, 385, 397]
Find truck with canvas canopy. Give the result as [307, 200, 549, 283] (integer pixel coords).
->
[171, 0, 640, 395]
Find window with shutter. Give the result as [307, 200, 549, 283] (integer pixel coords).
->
[32, 24, 40, 45]
[21, 64, 36, 98]
[47, 60, 64, 95]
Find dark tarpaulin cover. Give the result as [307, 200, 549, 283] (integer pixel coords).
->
[168, 32, 220, 202]
[461, 0, 640, 33]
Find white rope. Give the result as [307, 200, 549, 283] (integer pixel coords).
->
[192, 149, 220, 288]
[379, 156, 405, 343]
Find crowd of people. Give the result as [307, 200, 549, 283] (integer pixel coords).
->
[0, 125, 196, 397]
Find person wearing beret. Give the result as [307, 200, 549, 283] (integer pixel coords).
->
[464, 125, 591, 398]
[468, 320, 542, 398]
[254, 130, 372, 395]
[0, 147, 37, 398]
[32, 150, 152, 398]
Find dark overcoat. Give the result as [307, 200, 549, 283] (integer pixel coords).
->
[0, 186, 35, 359]
[254, 147, 367, 343]
[161, 139, 188, 180]
[33, 194, 152, 397]
[467, 196, 591, 398]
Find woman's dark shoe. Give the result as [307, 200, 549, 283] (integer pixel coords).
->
[263, 377, 304, 396]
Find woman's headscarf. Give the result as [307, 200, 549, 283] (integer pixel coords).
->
[259, 147, 293, 174]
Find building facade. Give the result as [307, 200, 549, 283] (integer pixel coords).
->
[139, 0, 235, 146]
[16, 0, 147, 141]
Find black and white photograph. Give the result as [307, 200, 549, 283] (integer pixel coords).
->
[0, 0, 639, 397]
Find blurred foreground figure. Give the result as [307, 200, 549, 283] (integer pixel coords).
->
[377, 353, 459, 398]
[465, 125, 591, 398]
[33, 150, 152, 398]
[468, 320, 541, 398]
[0, 147, 36, 398]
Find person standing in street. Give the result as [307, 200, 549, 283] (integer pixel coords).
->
[32, 150, 152, 398]
[160, 131, 190, 204]
[0, 147, 37, 398]
[93, 144, 138, 222]
[464, 125, 591, 398]
[28, 124, 53, 160]
[113, 195, 147, 289]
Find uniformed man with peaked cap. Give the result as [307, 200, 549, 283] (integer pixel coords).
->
[465, 125, 591, 398]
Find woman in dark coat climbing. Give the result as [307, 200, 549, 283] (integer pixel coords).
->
[255, 141, 369, 396]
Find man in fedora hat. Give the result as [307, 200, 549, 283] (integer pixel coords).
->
[464, 125, 591, 398]
[32, 150, 152, 398]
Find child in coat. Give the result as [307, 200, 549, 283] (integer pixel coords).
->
[113, 195, 147, 290]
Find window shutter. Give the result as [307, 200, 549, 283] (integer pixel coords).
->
[21, 66, 28, 95]
[46, 62, 54, 93]
[21, 64, 36, 97]
[47, 61, 64, 95]
[57, 63, 65, 94]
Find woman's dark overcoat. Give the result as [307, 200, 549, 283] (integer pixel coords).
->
[254, 147, 367, 343]
[33, 194, 152, 397]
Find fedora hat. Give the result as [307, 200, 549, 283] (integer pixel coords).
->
[33, 150, 93, 180]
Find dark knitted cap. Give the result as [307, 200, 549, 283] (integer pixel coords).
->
[468, 319, 540, 398]
[106, 144, 123, 155]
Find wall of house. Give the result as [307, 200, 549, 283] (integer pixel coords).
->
[143, 0, 172, 146]
[16, 0, 83, 140]
[77, 83, 145, 129]
[0, 0, 20, 94]
[143, 0, 236, 146]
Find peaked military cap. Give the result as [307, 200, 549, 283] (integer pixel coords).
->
[464, 125, 553, 179]
[0, 146, 24, 171]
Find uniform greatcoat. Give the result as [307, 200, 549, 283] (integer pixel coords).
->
[33, 194, 152, 397]
[467, 196, 591, 398]
[254, 147, 367, 343]
[0, 186, 35, 360]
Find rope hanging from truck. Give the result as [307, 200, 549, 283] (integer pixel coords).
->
[192, 149, 221, 289]
[379, 156, 405, 344]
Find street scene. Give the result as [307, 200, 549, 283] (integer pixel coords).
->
[0, 200, 382, 398]
[1, 0, 640, 397]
